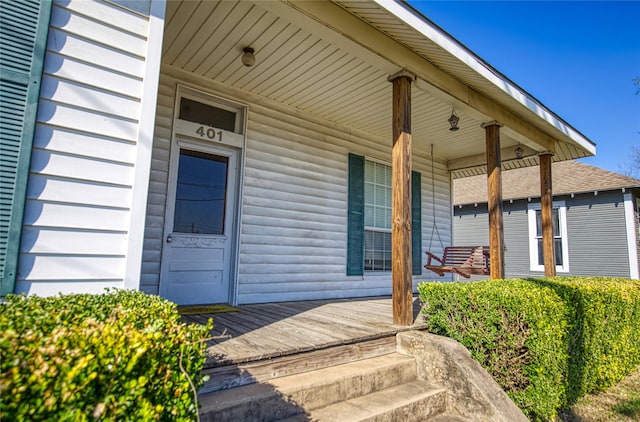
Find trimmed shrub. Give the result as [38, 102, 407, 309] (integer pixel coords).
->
[418, 279, 569, 420]
[418, 277, 640, 421]
[0, 290, 213, 421]
[533, 277, 640, 401]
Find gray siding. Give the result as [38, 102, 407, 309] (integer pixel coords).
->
[451, 202, 532, 279]
[450, 204, 489, 280]
[565, 191, 629, 277]
[453, 190, 632, 278]
[452, 205, 488, 246]
[503, 202, 532, 278]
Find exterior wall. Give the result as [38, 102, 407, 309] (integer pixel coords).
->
[452, 201, 529, 279]
[451, 203, 491, 280]
[567, 191, 629, 277]
[142, 65, 452, 304]
[16, 0, 162, 295]
[0, 0, 52, 295]
[453, 190, 633, 279]
[502, 202, 532, 277]
[452, 204, 488, 247]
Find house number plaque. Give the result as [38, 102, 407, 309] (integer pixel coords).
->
[196, 126, 223, 142]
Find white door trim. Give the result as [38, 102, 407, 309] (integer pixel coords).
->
[159, 86, 246, 305]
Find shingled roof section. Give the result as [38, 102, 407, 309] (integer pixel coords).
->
[453, 160, 640, 206]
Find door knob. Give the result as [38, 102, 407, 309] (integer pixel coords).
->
[166, 234, 173, 243]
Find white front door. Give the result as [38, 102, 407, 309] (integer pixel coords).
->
[160, 144, 238, 305]
[159, 88, 245, 305]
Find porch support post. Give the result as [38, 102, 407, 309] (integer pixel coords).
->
[539, 152, 556, 276]
[389, 71, 413, 326]
[483, 121, 505, 279]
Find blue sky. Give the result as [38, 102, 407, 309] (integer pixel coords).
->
[407, 1, 640, 175]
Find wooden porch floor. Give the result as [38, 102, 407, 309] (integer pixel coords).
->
[182, 296, 426, 368]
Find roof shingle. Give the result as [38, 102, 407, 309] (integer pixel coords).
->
[453, 160, 640, 205]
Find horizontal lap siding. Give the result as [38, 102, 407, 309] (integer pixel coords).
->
[1, 0, 51, 294]
[16, 1, 149, 294]
[451, 204, 488, 281]
[139, 75, 174, 293]
[453, 205, 488, 246]
[240, 110, 350, 301]
[241, 110, 452, 302]
[143, 66, 452, 303]
[417, 154, 452, 280]
[453, 193, 631, 278]
[453, 202, 541, 279]
[503, 203, 532, 278]
[566, 192, 630, 277]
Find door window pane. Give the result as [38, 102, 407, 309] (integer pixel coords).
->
[179, 98, 236, 132]
[173, 150, 228, 234]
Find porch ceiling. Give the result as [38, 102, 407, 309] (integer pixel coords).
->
[161, 0, 595, 177]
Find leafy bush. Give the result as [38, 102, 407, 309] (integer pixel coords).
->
[418, 277, 640, 421]
[0, 290, 212, 421]
[418, 279, 569, 420]
[535, 277, 640, 401]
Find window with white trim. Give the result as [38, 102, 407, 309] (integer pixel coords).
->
[528, 201, 569, 272]
[364, 160, 392, 271]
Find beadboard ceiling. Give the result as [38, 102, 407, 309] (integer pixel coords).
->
[161, 0, 594, 177]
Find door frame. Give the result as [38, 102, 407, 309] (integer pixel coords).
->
[159, 84, 247, 305]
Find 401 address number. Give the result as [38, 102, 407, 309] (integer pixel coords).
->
[196, 126, 223, 142]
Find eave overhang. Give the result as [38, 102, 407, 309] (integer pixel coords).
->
[292, 0, 596, 175]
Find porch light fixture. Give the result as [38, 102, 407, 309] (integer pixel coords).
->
[514, 145, 524, 160]
[447, 108, 459, 131]
[241, 47, 255, 67]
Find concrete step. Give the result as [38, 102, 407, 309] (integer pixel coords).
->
[200, 336, 397, 393]
[278, 380, 447, 422]
[428, 415, 471, 422]
[199, 353, 421, 421]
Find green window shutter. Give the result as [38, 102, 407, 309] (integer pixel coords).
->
[347, 153, 364, 276]
[412, 171, 422, 275]
[0, 0, 52, 295]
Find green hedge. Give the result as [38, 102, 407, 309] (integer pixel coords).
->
[536, 277, 640, 401]
[0, 290, 212, 421]
[418, 277, 640, 421]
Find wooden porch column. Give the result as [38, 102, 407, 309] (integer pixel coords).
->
[483, 122, 505, 279]
[389, 72, 413, 326]
[539, 152, 556, 276]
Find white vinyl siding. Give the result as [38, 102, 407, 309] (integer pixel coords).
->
[0, 0, 51, 294]
[16, 0, 159, 295]
[143, 65, 453, 303]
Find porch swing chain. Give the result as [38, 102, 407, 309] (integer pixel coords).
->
[428, 144, 444, 251]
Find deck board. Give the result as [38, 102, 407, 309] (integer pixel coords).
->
[184, 296, 426, 367]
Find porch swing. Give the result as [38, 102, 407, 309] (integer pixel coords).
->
[424, 145, 490, 279]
